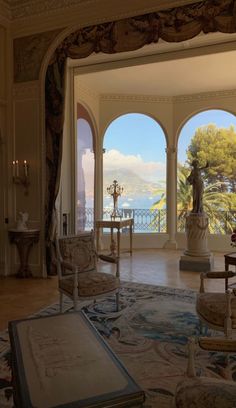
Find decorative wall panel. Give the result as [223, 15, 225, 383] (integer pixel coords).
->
[14, 28, 63, 82]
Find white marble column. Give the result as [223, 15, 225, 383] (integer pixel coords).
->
[95, 145, 103, 222]
[164, 146, 177, 249]
[95, 144, 105, 250]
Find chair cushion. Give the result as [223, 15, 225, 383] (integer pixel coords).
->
[175, 376, 236, 408]
[196, 293, 236, 328]
[59, 272, 119, 297]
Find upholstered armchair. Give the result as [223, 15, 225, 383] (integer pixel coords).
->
[174, 336, 236, 408]
[56, 230, 120, 312]
[196, 271, 236, 338]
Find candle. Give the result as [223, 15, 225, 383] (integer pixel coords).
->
[12, 160, 15, 177]
[15, 160, 19, 177]
[23, 160, 28, 177]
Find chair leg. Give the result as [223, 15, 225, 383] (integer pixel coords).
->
[116, 292, 120, 312]
[60, 292, 63, 313]
[199, 319, 208, 336]
[74, 298, 78, 311]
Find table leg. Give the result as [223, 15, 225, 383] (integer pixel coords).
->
[117, 228, 120, 257]
[110, 228, 116, 256]
[96, 227, 100, 252]
[129, 223, 133, 256]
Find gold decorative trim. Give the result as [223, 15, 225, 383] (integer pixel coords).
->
[9, 0, 202, 20]
[100, 93, 173, 103]
[99, 89, 236, 103]
[174, 89, 236, 102]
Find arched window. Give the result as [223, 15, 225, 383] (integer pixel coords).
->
[103, 113, 166, 233]
[177, 109, 236, 234]
[76, 104, 95, 232]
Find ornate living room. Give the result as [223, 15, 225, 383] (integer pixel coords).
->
[1, 0, 236, 407]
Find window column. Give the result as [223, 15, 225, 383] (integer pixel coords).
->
[164, 146, 177, 249]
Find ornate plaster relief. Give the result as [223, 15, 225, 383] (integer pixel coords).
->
[14, 28, 63, 82]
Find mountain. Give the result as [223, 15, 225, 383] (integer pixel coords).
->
[104, 169, 165, 197]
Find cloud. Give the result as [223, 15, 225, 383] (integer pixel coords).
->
[103, 149, 166, 182]
[78, 149, 166, 194]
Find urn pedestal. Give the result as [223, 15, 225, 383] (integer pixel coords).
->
[179, 213, 214, 272]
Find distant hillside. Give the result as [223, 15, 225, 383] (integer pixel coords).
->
[104, 169, 165, 197]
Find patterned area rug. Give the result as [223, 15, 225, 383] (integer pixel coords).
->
[0, 282, 234, 408]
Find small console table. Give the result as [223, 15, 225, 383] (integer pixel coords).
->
[8, 229, 40, 278]
[96, 218, 133, 257]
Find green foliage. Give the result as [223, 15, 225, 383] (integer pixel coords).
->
[187, 124, 236, 192]
[151, 123, 236, 234]
[151, 164, 235, 234]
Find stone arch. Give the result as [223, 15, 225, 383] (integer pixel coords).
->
[176, 107, 236, 145]
[101, 110, 168, 146]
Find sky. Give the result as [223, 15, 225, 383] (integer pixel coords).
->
[103, 110, 236, 183]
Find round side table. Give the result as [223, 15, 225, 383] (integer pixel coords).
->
[8, 229, 40, 278]
[224, 252, 236, 271]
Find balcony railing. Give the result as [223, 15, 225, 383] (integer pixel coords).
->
[77, 208, 236, 234]
[77, 208, 166, 233]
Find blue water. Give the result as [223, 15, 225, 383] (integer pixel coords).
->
[103, 195, 161, 210]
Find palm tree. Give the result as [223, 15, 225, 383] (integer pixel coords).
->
[151, 164, 233, 234]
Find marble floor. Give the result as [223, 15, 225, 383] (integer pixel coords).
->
[0, 249, 232, 331]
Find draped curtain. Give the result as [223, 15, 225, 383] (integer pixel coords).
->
[45, 0, 236, 274]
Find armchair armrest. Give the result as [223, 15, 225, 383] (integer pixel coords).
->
[98, 254, 120, 278]
[98, 254, 119, 264]
[199, 336, 236, 352]
[61, 260, 77, 275]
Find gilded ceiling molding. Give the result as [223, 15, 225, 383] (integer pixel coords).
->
[9, 0, 201, 20]
[100, 89, 236, 104]
[174, 88, 236, 102]
[10, 0, 101, 19]
[14, 28, 63, 82]
[100, 94, 173, 103]
[14, 0, 236, 83]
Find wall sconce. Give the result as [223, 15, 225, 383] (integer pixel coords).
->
[12, 159, 30, 195]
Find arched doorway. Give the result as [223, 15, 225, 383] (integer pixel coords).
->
[177, 109, 236, 234]
[103, 113, 167, 233]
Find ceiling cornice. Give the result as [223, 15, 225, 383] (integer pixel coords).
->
[6, 0, 203, 21]
[100, 93, 173, 103]
[99, 89, 236, 103]
[174, 89, 236, 102]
